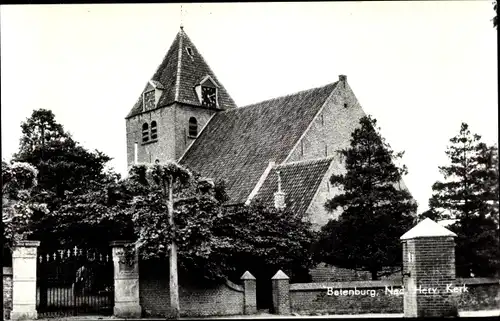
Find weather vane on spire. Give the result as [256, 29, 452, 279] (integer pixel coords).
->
[180, 4, 184, 30]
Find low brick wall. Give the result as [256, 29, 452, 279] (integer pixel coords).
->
[456, 278, 500, 311]
[139, 261, 246, 317]
[288, 278, 500, 315]
[3, 267, 13, 320]
[290, 280, 403, 315]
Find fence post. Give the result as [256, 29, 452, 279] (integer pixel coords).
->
[10, 240, 40, 321]
[241, 271, 256, 315]
[110, 240, 142, 318]
[271, 270, 290, 315]
[400, 218, 458, 317]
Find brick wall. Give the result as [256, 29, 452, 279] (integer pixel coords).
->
[173, 104, 214, 160]
[126, 103, 216, 168]
[3, 267, 13, 320]
[126, 106, 176, 166]
[289, 280, 403, 315]
[287, 77, 366, 165]
[287, 278, 499, 316]
[139, 260, 246, 317]
[286, 78, 365, 229]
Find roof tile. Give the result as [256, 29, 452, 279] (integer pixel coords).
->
[126, 29, 236, 119]
[254, 158, 333, 216]
[180, 82, 337, 204]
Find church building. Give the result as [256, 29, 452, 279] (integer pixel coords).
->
[125, 27, 403, 232]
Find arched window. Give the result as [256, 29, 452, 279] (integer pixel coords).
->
[188, 117, 198, 137]
[151, 121, 158, 140]
[142, 123, 149, 143]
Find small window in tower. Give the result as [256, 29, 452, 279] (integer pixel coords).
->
[188, 117, 198, 137]
[186, 47, 194, 57]
[344, 103, 348, 108]
[151, 121, 158, 140]
[142, 123, 149, 143]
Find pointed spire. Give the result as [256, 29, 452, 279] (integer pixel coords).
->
[126, 24, 237, 119]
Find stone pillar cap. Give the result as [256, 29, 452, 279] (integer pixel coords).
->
[271, 270, 289, 280]
[14, 240, 40, 247]
[400, 218, 457, 240]
[241, 271, 256, 280]
[109, 240, 135, 247]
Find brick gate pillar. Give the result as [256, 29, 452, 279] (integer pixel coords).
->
[110, 241, 142, 318]
[10, 240, 40, 321]
[271, 270, 290, 315]
[241, 271, 257, 315]
[400, 218, 458, 318]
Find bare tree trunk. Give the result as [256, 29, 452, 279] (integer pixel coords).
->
[168, 175, 180, 319]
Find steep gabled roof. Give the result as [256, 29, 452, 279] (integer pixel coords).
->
[126, 28, 237, 119]
[253, 158, 334, 216]
[180, 82, 338, 204]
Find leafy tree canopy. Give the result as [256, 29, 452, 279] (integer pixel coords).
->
[2, 161, 49, 248]
[126, 164, 317, 283]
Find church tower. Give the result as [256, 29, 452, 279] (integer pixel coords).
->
[125, 27, 237, 168]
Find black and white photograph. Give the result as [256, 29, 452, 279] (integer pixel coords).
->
[1, 2, 499, 319]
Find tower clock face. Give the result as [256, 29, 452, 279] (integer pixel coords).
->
[201, 86, 216, 107]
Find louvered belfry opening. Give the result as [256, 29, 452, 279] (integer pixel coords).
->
[151, 121, 158, 140]
[189, 117, 198, 137]
[142, 123, 149, 143]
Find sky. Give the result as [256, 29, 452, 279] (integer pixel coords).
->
[1, 2, 498, 213]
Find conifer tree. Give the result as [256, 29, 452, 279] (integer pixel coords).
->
[425, 123, 499, 277]
[13, 109, 111, 207]
[317, 115, 417, 280]
[11, 109, 114, 249]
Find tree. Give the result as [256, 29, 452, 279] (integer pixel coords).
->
[138, 161, 192, 319]
[42, 170, 134, 249]
[217, 201, 316, 282]
[128, 164, 317, 284]
[317, 115, 417, 280]
[425, 123, 499, 277]
[10, 109, 115, 248]
[2, 161, 48, 248]
[13, 109, 111, 211]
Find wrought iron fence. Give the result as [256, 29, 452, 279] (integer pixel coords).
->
[37, 246, 114, 317]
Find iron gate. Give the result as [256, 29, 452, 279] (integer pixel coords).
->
[37, 247, 114, 317]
